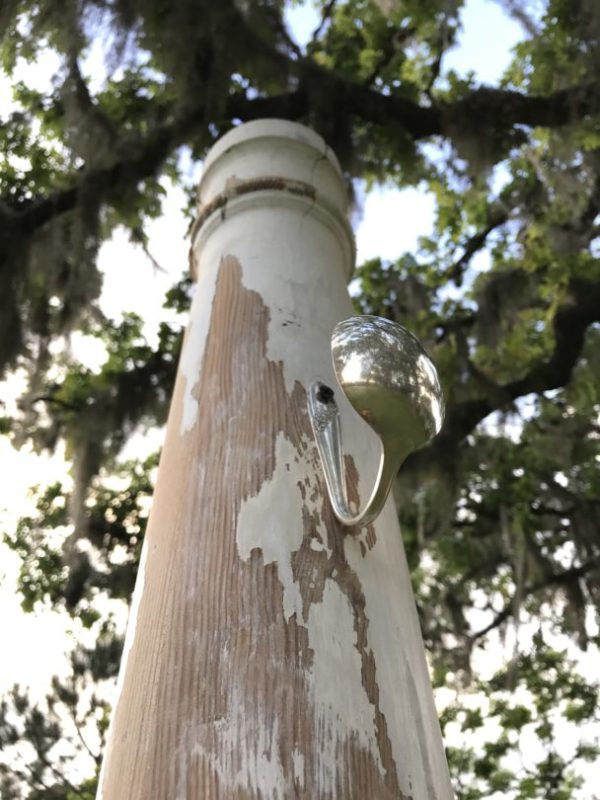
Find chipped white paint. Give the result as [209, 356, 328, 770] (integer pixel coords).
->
[236, 433, 384, 790]
[236, 432, 325, 622]
[292, 749, 305, 789]
[345, 500, 455, 799]
[190, 120, 380, 504]
[179, 261, 220, 434]
[307, 579, 384, 785]
[238, 434, 386, 793]
[181, 120, 356, 431]
[100, 120, 453, 799]
[191, 120, 452, 798]
[192, 120, 355, 398]
[189, 689, 288, 798]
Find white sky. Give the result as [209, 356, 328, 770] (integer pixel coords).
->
[2, 0, 598, 794]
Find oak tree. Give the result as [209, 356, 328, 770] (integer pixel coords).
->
[1, 0, 599, 797]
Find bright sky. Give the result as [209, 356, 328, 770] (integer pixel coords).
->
[3, 1, 597, 794]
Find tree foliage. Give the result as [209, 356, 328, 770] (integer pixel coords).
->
[1, 0, 600, 797]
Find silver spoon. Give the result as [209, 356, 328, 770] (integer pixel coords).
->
[308, 315, 444, 527]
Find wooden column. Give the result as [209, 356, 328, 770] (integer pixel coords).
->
[97, 120, 454, 800]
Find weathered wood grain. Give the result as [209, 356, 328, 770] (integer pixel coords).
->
[98, 120, 453, 800]
[100, 256, 406, 798]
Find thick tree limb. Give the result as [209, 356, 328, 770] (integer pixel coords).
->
[11, 91, 303, 235]
[8, 66, 600, 238]
[443, 81, 600, 133]
[507, 277, 600, 396]
[14, 128, 179, 235]
[405, 276, 600, 478]
[296, 70, 600, 139]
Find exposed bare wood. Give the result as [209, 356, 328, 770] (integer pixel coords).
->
[98, 120, 453, 799]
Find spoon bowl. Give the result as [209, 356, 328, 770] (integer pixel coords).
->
[331, 315, 444, 458]
[309, 315, 445, 527]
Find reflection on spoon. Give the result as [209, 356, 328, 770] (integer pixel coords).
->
[308, 315, 444, 527]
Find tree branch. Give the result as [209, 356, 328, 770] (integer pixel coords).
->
[469, 555, 600, 641]
[443, 81, 600, 133]
[7, 59, 600, 240]
[10, 90, 304, 235]
[425, 17, 455, 99]
[363, 25, 416, 86]
[310, 0, 337, 43]
[63, 56, 129, 167]
[65, 680, 101, 766]
[405, 275, 600, 478]
[446, 207, 509, 286]
[296, 71, 600, 140]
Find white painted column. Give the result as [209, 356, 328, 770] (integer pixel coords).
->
[98, 119, 453, 799]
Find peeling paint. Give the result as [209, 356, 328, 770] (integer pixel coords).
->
[239, 275, 328, 395]
[100, 120, 453, 799]
[292, 749, 305, 789]
[179, 264, 219, 435]
[344, 500, 453, 799]
[307, 578, 384, 785]
[236, 432, 328, 623]
[189, 695, 288, 798]
[236, 428, 388, 792]
[191, 175, 317, 245]
[192, 180, 354, 397]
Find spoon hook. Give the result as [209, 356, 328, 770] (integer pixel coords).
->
[307, 315, 444, 529]
[308, 381, 398, 527]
